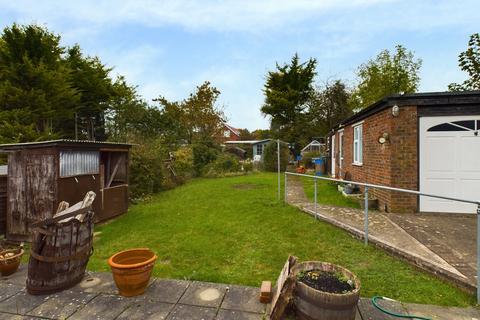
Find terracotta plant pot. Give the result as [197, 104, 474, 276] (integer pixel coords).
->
[108, 248, 157, 297]
[0, 248, 24, 276]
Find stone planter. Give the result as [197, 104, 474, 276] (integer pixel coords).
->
[358, 195, 378, 210]
[108, 248, 157, 297]
[292, 261, 361, 320]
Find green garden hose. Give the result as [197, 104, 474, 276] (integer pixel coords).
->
[371, 296, 432, 320]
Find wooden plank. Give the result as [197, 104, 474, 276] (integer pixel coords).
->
[106, 157, 120, 188]
[268, 255, 297, 320]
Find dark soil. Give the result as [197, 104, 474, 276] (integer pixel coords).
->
[297, 270, 354, 294]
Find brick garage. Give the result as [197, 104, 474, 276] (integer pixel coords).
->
[329, 91, 480, 213]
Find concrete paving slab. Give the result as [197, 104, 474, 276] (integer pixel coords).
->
[143, 278, 190, 304]
[68, 294, 132, 320]
[0, 264, 27, 287]
[0, 291, 47, 315]
[116, 299, 174, 320]
[357, 297, 408, 320]
[0, 312, 44, 320]
[27, 289, 97, 319]
[0, 283, 24, 302]
[404, 302, 480, 320]
[216, 309, 265, 320]
[221, 285, 266, 314]
[166, 304, 217, 320]
[179, 281, 227, 308]
[71, 271, 118, 294]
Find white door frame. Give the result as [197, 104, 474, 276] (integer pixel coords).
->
[339, 131, 344, 178]
[331, 134, 336, 177]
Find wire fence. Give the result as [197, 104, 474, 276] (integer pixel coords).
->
[283, 171, 480, 303]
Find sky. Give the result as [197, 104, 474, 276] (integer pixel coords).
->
[0, 0, 478, 130]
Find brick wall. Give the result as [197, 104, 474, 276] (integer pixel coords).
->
[332, 106, 418, 212]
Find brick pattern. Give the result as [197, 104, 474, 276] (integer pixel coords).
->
[332, 106, 418, 213]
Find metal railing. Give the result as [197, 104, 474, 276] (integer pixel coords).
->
[284, 171, 480, 303]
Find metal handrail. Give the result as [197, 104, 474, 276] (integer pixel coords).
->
[285, 172, 480, 205]
[283, 171, 480, 303]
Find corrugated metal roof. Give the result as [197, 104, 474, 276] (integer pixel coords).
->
[0, 139, 132, 150]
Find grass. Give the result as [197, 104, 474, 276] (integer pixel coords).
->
[300, 174, 360, 208]
[89, 172, 474, 307]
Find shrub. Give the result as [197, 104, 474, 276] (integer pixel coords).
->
[129, 139, 166, 200]
[301, 151, 321, 169]
[174, 145, 194, 180]
[192, 142, 219, 176]
[203, 153, 241, 177]
[262, 141, 289, 172]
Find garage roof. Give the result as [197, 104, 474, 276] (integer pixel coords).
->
[333, 90, 480, 130]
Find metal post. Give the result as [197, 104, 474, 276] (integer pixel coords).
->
[277, 139, 281, 201]
[314, 178, 318, 219]
[284, 173, 287, 204]
[477, 204, 480, 304]
[364, 186, 369, 245]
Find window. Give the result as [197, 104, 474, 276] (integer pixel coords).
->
[428, 120, 478, 132]
[100, 152, 128, 188]
[223, 130, 231, 138]
[60, 151, 100, 177]
[256, 144, 263, 156]
[353, 124, 363, 165]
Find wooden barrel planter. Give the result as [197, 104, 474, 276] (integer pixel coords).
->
[292, 261, 361, 320]
[26, 206, 94, 295]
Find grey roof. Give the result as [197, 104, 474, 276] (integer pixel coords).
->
[333, 90, 480, 130]
[0, 139, 132, 150]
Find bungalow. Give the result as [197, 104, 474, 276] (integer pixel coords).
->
[329, 91, 480, 214]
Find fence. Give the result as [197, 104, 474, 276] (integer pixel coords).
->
[283, 171, 480, 303]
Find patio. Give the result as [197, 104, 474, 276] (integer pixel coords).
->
[1, 265, 479, 320]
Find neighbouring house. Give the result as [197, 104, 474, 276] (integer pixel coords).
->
[300, 139, 325, 155]
[0, 139, 132, 241]
[225, 139, 272, 161]
[219, 122, 241, 143]
[329, 91, 480, 214]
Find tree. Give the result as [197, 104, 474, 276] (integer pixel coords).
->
[308, 80, 352, 134]
[449, 33, 480, 91]
[261, 53, 317, 152]
[155, 81, 225, 145]
[66, 45, 117, 140]
[350, 45, 422, 109]
[237, 128, 254, 140]
[0, 24, 78, 141]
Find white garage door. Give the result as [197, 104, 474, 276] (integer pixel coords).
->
[420, 116, 480, 213]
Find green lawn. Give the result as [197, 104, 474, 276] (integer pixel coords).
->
[89, 172, 474, 307]
[300, 174, 360, 208]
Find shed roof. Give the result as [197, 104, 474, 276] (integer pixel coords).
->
[225, 139, 271, 145]
[0, 139, 132, 151]
[333, 90, 480, 131]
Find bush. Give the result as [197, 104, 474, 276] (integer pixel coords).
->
[301, 151, 320, 169]
[203, 153, 241, 177]
[262, 141, 289, 172]
[174, 146, 194, 180]
[192, 143, 219, 176]
[129, 139, 166, 200]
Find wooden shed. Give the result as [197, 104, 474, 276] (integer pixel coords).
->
[0, 140, 132, 242]
[0, 165, 7, 236]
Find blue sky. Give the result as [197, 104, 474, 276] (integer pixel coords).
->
[1, 0, 478, 130]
